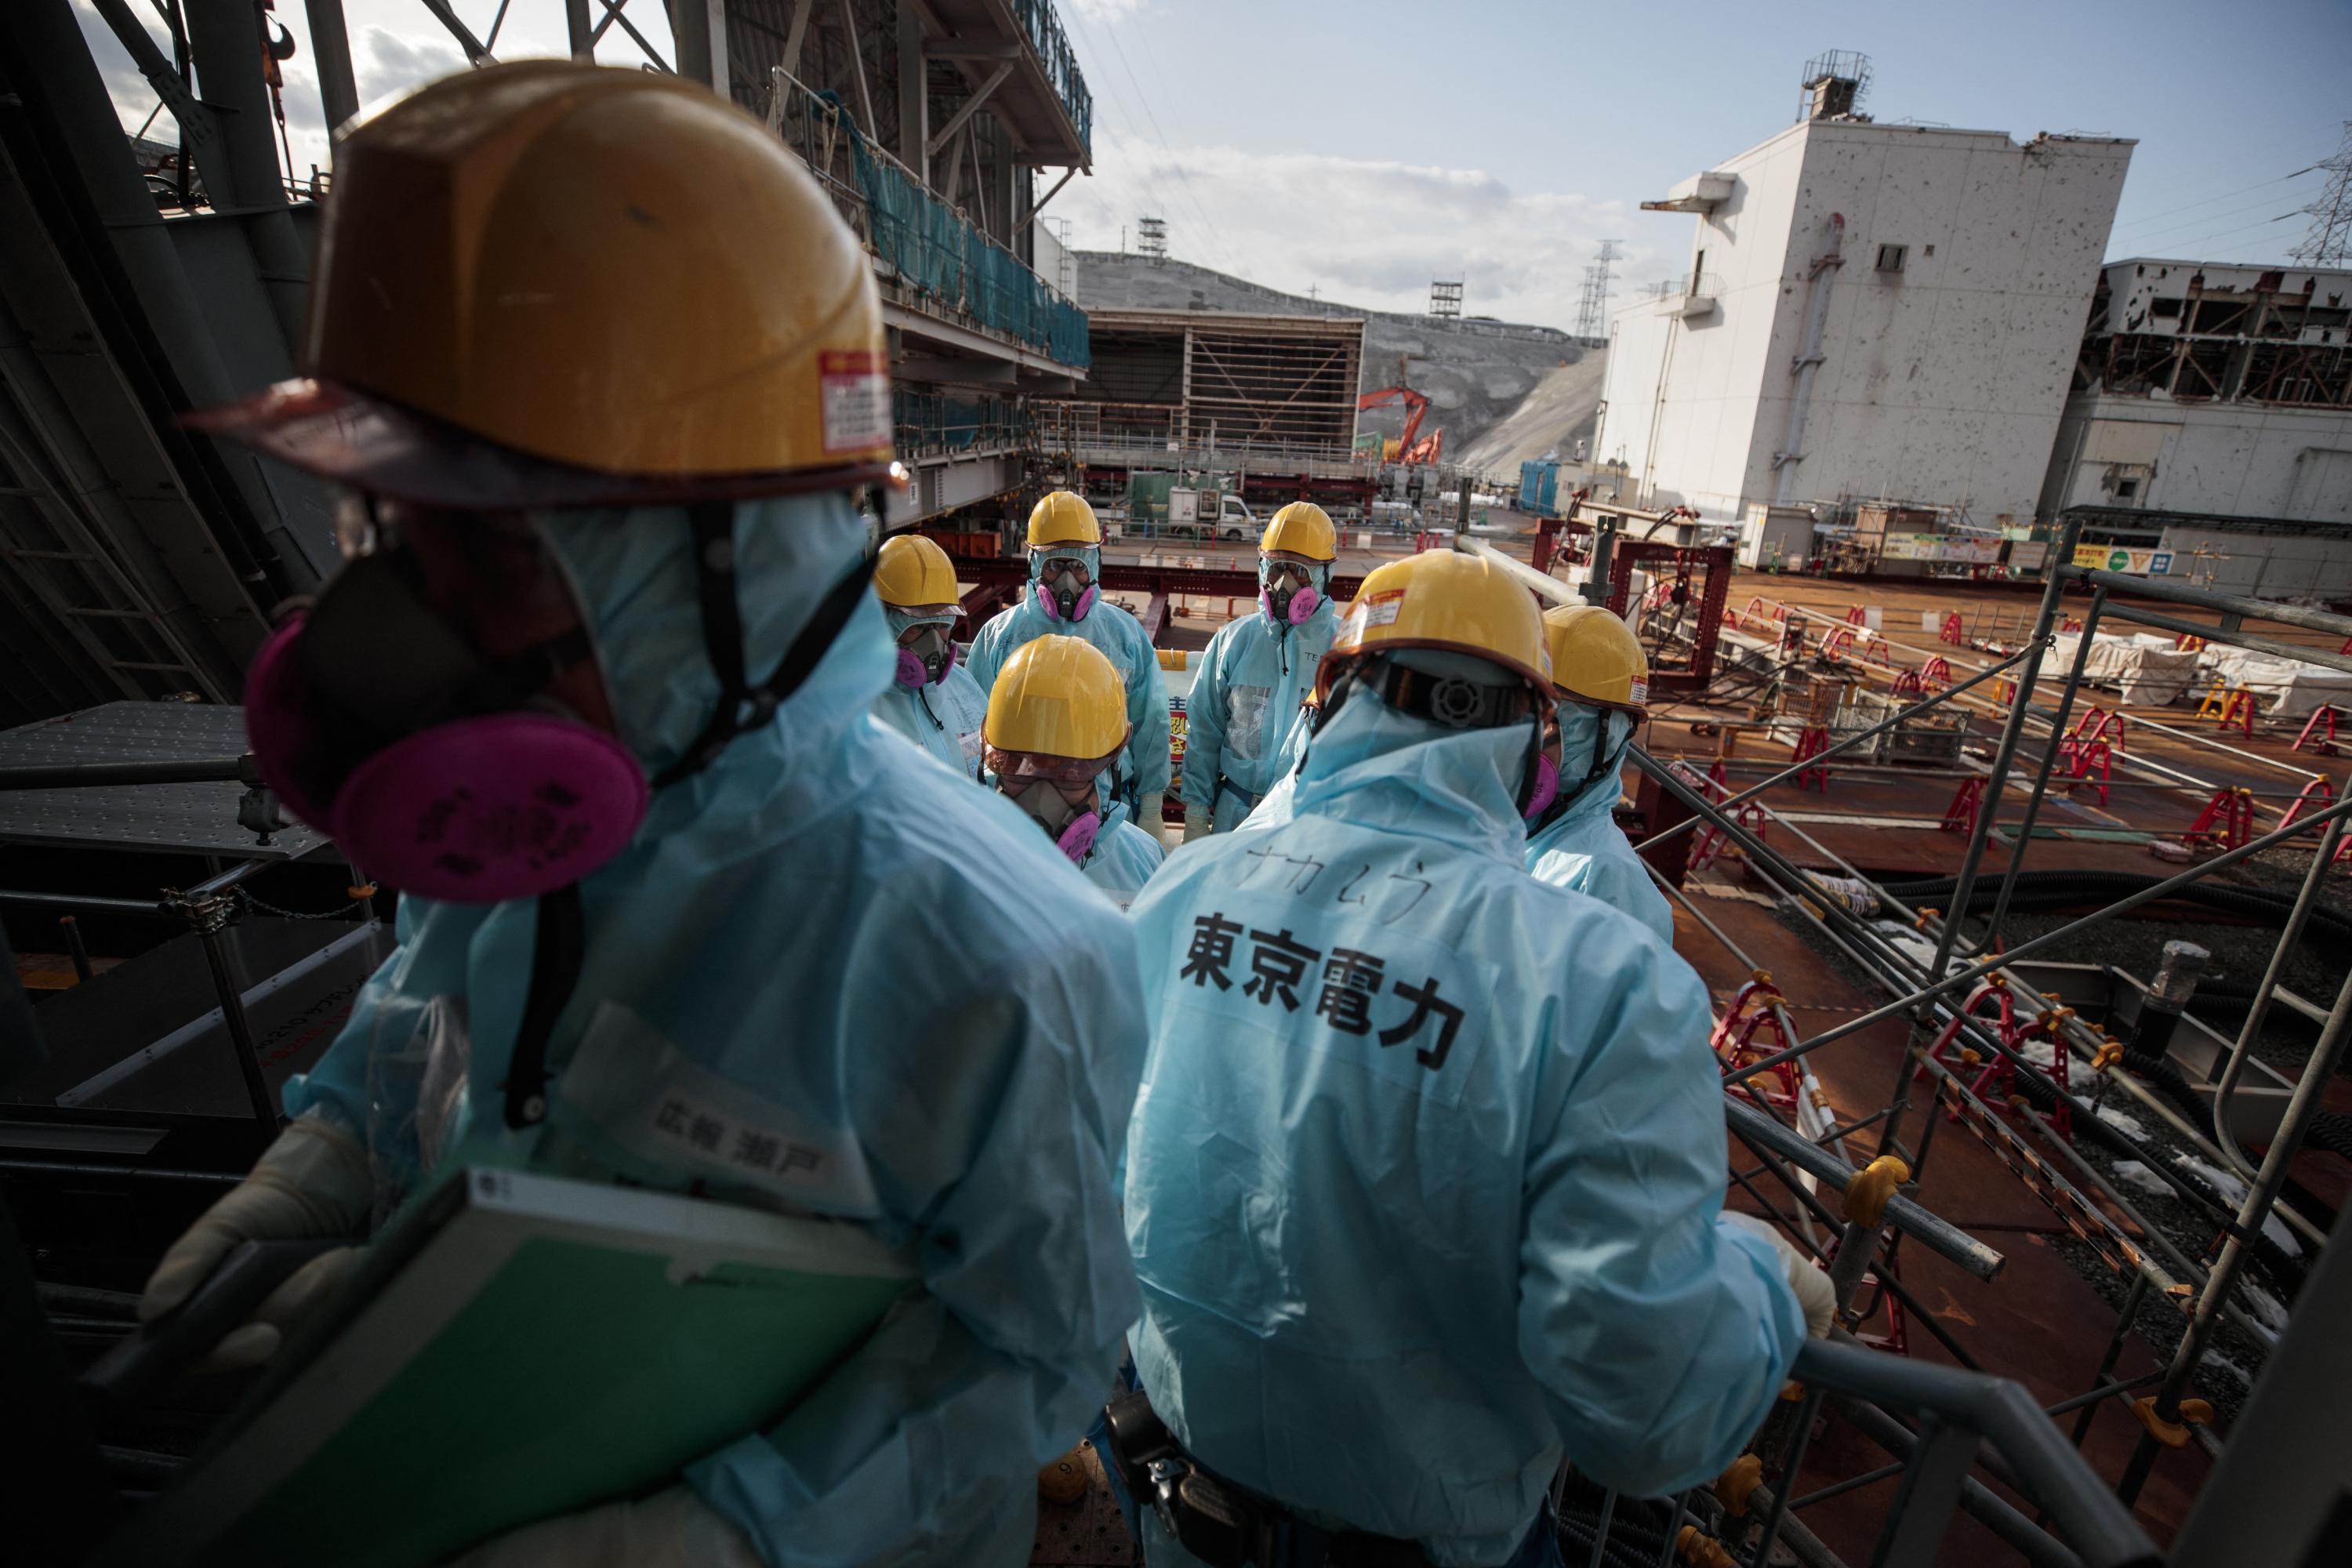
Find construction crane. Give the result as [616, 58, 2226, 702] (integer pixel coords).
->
[1356, 385, 1445, 465]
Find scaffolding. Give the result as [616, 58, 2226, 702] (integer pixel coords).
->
[1037, 309, 1367, 463]
[1460, 521, 2352, 1565]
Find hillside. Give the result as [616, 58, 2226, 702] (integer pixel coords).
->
[1072, 252, 1606, 473]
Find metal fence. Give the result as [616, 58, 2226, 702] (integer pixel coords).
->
[894, 389, 1030, 458]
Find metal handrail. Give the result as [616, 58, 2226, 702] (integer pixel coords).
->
[1789, 1340, 2161, 1568]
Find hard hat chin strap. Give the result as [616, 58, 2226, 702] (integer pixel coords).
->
[652, 503, 873, 789]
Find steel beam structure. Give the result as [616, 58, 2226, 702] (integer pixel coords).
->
[1649, 549, 2352, 1535]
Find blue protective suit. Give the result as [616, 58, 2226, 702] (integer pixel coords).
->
[1523, 706, 1675, 945]
[967, 553, 1171, 803]
[870, 645, 989, 782]
[1230, 700, 1315, 836]
[1122, 691, 1804, 1565]
[1179, 586, 1337, 831]
[1078, 799, 1165, 901]
[284, 495, 1146, 1568]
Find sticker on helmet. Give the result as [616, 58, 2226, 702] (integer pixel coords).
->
[1629, 677, 1650, 705]
[819, 350, 891, 454]
[1358, 588, 1406, 628]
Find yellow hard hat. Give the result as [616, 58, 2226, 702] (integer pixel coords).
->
[1027, 491, 1102, 550]
[1542, 604, 1650, 713]
[984, 635, 1130, 763]
[191, 60, 892, 506]
[1319, 550, 1549, 702]
[1261, 502, 1336, 562]
[873, 534, 960, 612]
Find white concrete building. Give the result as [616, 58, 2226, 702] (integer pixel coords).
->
[1596, 108, 2132, 531]
[2041, 259, 2352, 525]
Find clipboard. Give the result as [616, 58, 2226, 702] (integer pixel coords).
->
[99, 1166, 919, 1568]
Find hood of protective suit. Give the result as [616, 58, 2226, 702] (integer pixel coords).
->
[1542, 702, 1635, 832]
[1293, 685, 1535, 863]
[539, 493, 888, 792]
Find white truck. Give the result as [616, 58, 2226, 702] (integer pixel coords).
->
[1169, 488, 1260, 541]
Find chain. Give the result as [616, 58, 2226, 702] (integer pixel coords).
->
[234, 885, 377, 923]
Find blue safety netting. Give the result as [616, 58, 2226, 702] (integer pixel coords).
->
[1013, 0, 1092, 153]
[895, 390, 1031, 452]
[825, 96, 1089, 370]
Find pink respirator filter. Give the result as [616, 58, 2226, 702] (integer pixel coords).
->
[245, 615, 650, 904]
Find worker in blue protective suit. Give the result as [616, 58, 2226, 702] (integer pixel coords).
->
[870, 533, 989, 781]
[1116, 550, 1831, 1568]
[1229, 691, 1314, 835]
[1523, 604, 1676, 945]
[143, 62, 1144, 1568]
[967, 490, 1171, 829]
[983, 635, 1166, 902]
[1179, 503, 1341, 840]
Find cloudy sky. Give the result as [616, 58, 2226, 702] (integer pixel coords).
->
[73, 0, 2352, 333]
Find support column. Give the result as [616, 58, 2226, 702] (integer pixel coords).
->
[179, 0, 310, 356]
[564, 0, 594, 60]
[672, 0, 732, 96]
[895, 1, 927, 183]
[302, 0, 358, 131]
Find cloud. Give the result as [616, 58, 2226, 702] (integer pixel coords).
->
[354, 25, 466, 107]
[1052, 132, 1661, 332]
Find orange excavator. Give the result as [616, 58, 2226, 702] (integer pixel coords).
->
[1356, 383, 1445, 465]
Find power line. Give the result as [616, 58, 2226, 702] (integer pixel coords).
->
[1051, 15, 1191, 260]
[2125, 210, 2304, 262]
[2107, 165, 2320, 235]
[2114, 187, 2329, 250]
[1116, 13, 1245, 278]
[1058, 5, 1241, 277]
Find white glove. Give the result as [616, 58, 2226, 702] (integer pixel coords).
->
[139, 1115, 374, 1365]
[1183, 803, 1213, 843]
[444, 1485, 763, 1568]
[1722, 1211, 1835, 1339]
[1138, 791, 1165, 833]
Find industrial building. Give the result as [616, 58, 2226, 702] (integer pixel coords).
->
[1597, 56, 2132, 532]
[1029, 307, 1380, 517]
[2037, 259, 2352, 596]
[6, 9, 2352, 1568]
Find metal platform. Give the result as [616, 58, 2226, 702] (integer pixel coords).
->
[0, 916, 384, 1122]
[0, 702, 326, 859]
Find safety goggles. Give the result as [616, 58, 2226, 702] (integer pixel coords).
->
[985, 746, 1120, 788]
[1262, 557, 1318, 593]
[303, 498, 618, 750]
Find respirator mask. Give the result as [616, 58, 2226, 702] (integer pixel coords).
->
[890, 612, 959, 688]
[1033, 547, 1098, 622]
[243, 498, 650, 904]
[989, 746, 1121, 866]
[1259, 553, 1325, 628]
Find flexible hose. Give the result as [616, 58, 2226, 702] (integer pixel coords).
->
[2305, 1112, 2352, 1164]
[2160, 1152, 2310, 1303]
[2122, 1047, 2218, 1132]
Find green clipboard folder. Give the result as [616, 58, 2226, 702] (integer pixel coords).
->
[100, 1167, 920, 1568]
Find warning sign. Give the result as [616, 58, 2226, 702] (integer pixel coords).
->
[818, 350, 891, 454]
